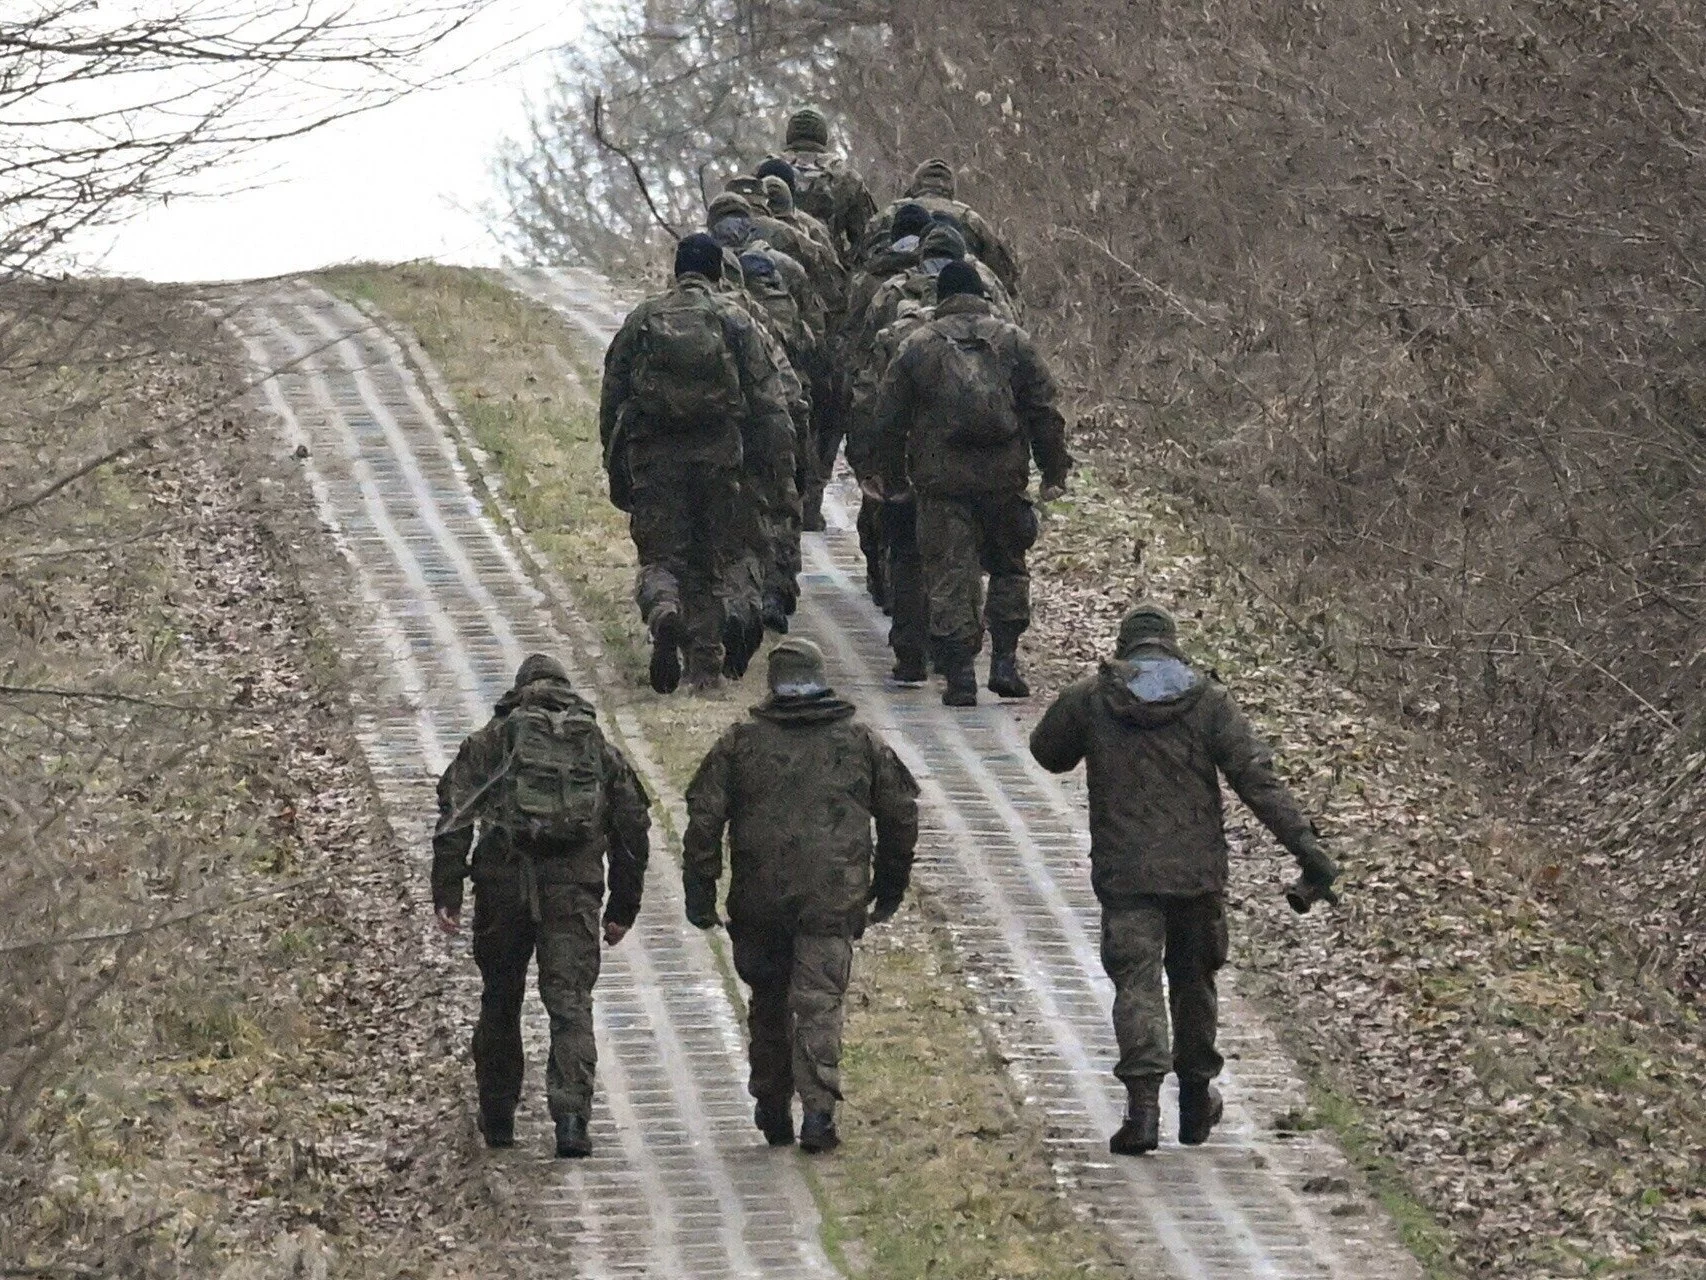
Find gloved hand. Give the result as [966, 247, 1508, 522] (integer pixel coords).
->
[866, 872, 907, 926]
[683, 874, 721, 929]
[1287, 832, 1340, 914]
[1038, 478, 1068, 504]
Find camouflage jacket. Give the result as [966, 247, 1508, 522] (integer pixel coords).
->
[868, 196, 1020, 296]
[1029, 644, 1315, 901]
[432, 678, 651, 924]
[684, 693, 919, 936]
[599, 275, 794, 481]
[873, 293, 1071, 496]
[780, 144, 879, 265]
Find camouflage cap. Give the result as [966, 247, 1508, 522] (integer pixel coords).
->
[785, 106, 830, 148]
[724, 174, 766, 200]
[908, 157, 956, 198]
[768, 637, 830, 698]
[707, 191, 753, 223]
[760, 174, 794, 215]
[919, 221, 967, 260]
[1115, 602, 1179, 656]
[514, 653, 569, 688]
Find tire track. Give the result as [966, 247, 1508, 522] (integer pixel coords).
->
[503, 267, 1427, 1280]
[232, 281, 838, 1280]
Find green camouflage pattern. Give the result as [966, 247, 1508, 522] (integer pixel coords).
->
[872, 293, 1071, 497]
[683, 693, 919, 937]
[916, 490, 1038, 658]
[1029, 644, 1318, 899]
[731, 926, 854, 1113]
[1100, 895, 1228, 1085]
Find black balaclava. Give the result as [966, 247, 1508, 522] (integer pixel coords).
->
[674, 232, 724, 280]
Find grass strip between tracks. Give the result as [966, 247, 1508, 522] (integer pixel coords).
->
[320, 262, 1129, 1280]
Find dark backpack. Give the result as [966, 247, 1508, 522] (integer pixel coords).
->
[632, 292, 746, 433]
[490, 701, 607, 845]
[931, 324, 1020, 447]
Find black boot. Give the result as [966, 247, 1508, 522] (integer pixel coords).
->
[891, 648, 928, 684]
[1108, 1076, 1162, 1156]
[721, 612, 762, 680]
[554, 1114, 592, 1159]
[761, 589, 791, 635]
[799, 1110, 840, 1154]
[942, 659, 978, 708]
[477, 1104, 515, 1150]
[987, 627, 1030, 698]
[1177, 1081, 1224, 1146]
[754, 1098, 796, 1147]
[648, 610, 683, 695]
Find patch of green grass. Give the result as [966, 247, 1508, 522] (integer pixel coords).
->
[324, 263, 1127, 1280]
[1306, 1086, 1463, 1280]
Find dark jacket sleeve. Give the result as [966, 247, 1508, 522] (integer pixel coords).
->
[601, 740, 652, 928]
[431, 722, 501, 912]
[730, 313, 795, 470]
[599, 308, 644, 454]
[871, 340, 920, 486]
[1012, 331, 1072, 488]
[1207, 687, 1314, 854]
[867, 729, 920, 900]
[1029, 680, 1092, 774]
[683, 730, 736, 887]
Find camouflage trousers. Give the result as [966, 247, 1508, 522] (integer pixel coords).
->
[730, 924, 854, 1114]
[629, 465, 760, 674]
[916, 492, 1039, 659]
[746, 466, 802, 609]
[1100, 894, 1228, 1085]
[472, 878, 604, 1121]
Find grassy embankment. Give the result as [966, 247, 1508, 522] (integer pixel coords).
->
[320, 262, 1129, 1280]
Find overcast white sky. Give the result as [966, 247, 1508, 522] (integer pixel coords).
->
[72, 4, 584, 283]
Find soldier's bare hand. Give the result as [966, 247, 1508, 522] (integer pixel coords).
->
[603, 921, 630, 947]
[435, 906, 461, 935]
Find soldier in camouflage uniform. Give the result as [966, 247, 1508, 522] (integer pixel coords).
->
[600, 234, 791, 693]
[867, 158, 1021, 296]
[683, 639, 919, 1153]
[433, 654, 651, 1159]
[872, 261, 1072, 706]
[775, 106, 878, 268]
[1029, 605, 1341, 1155]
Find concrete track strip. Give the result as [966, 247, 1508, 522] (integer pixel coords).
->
[502, 267, 1426, 1280]
[231, 282, 838, 1280]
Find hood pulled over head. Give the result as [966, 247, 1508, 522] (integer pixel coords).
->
[1096, 648, 1204, 728]
[906, 158, 956, 198]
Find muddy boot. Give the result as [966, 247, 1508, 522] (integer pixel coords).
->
[754, 1098, 796, 1148]
[1108, 1075, 1162, 1156]
[761, 589, 791, 636]
[648, 609, 683, 695]
[986, 627, 1030, 698]
[799, 1110, 840, 1154]
[891, 648, 928, 684]
[477, 1103, 515, 1150]
[554, 1115, 592, 1159]
[1177, 1081, 1224, 1146]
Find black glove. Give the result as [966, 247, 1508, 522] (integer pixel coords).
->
[866, 870, 908, 926]
[1287, 833, 1340, 914]
[683, 874, 721, 929]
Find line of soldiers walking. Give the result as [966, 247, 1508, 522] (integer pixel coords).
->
[599, 106, 1070, 705]
[428, 107, 1340, 1170]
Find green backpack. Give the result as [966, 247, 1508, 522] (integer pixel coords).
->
[932, 322, 1021, 448]
[491, 701, 607, 845]
[632, 292, 746, 433]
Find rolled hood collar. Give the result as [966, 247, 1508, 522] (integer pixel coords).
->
[1096, 645, 1204, 728]
[495, 677, 592, 718]
[750, 691, 858, 725]
[935, 292, 992, 318]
